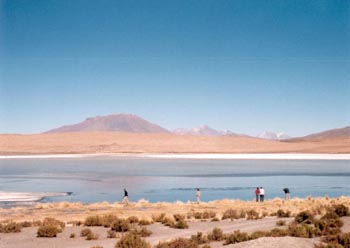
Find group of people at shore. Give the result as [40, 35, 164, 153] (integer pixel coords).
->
[255, 187, 265, 202]
[121, 187, 290, 204]
[255, 187, 290, 202]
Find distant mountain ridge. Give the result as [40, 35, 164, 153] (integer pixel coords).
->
[258, 131, 291, 140]
[290, 126, 350, 141]
[173, 125, 238, 136]
[44, 113, 349, 141]
[45, 114, 170, 134]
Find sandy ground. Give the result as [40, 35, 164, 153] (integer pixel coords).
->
[341, 216, 350, 233]
[1, 132, 350, 155]
[0, 217, 312, 248]
[1, 197, 349, 248]
[227, 237, 320, 248]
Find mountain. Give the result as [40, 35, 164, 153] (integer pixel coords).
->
[258, 131, 291, 140]
[173, 125, 238, 136]
[291, 126, 350, 141]
[45, 114, 170, 134]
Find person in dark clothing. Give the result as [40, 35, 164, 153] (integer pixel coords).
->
[122, 188, 129, 205]
[255, 187, 260, 202]
[283, 188, 290, 200]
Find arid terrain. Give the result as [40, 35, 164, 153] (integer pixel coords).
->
[1, 197, 350, 248]
[1, 132, 350, 155]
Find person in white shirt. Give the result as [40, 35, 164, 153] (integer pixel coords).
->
[259, 187, 265, 202]
[196, 188, 201, 204]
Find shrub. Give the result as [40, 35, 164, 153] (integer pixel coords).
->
[37, 225, 60, 238]
[203, 211, 216, 219]
[115, 232, 151, 248]
[173, 214, 186, 222]
[333, 204, 350, 217]
[81, 228, 92, 237]
[193, 212, 202, 219]
[107, 230, 117, 238]
[211, 217, 219, 222]
[42, 217, 65, 229]
[85, 215, 103, 226]
[20, 221, 32, 228]
[155, 238, 199, 248]
[250, 230, 269, 240]
[277, 209, 291, 218]
[246, 209, 260, 220]
[322, 233, 350, 247]
[294, 211, 314, 224]
[111, 219, 130, 232]
[158, 215, 187, 229]
[314, 219, 342, 236]
[102, 215, 119, 227]
[239, 210, 246, 218]
[276, 220, 286, 226]
[224, 230, 250, 245]
[288, 223, 318, 238]
[134, 227, 152, 237]
[85, 214, 120, 227]
[268, 228, 289, 237]
[316, 209, 344, 236]
[174, 218, 189, 229]
[0, 222, 21, 233]
[190, 232, 209, 245]
[139, 219, 152, 226]
[207, 227, 224, 241]
[270, 212, 278, 217]
[86, 232, 99, 240]
[312, 243, 329, 248]
[127, 216, 139, 224]
[222, 209, 240, 220]
[70, 233, 76, 238]
[152, 213, 166, 223]
[321, 216, 343, 229]
[193, 211, 216, 220]
[322, 210, 341, 221]
[161, 217, 175, 227]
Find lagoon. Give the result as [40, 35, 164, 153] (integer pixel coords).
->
[0, 156, 349, 206]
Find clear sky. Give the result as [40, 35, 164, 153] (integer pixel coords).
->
[0, 0, 349, 136]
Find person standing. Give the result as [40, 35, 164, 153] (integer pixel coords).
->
[259, 187, 265, 202]
[196, 188, 201, 204]
[122, 188, 129, 205]
[255, 187, 260, 202]
[283, 188, 290, 200]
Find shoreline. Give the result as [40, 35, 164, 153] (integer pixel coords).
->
[1, 153, 350, 160]
[0, 191, 71, 202]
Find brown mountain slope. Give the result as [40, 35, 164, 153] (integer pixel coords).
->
[45, 114, 170, 134]
[288, 126, 350, 141]
[1, 132, 349, 155]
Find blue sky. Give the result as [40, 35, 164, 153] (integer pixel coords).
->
[0, 0, 349, 136]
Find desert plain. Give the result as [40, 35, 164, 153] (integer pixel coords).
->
[1, 132, 350, 155]
[1, 132, 350, 247]
[1, 197, 350, 248]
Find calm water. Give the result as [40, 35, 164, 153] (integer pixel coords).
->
[0, 157, 349, 205]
